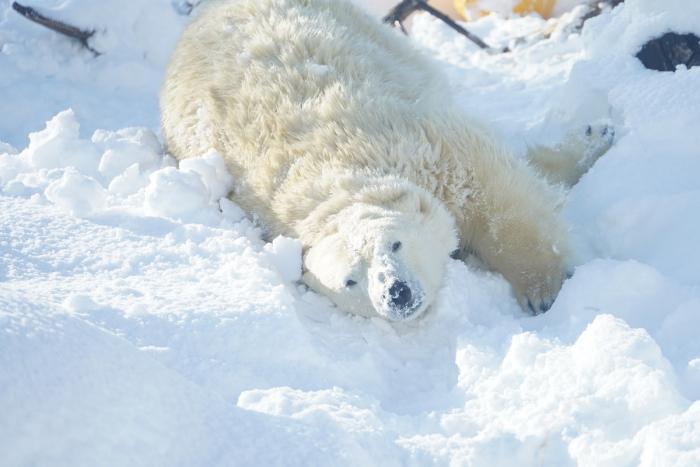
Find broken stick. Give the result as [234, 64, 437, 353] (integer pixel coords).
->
[12, 2, 100, 55]
[383, 0, 497, 51]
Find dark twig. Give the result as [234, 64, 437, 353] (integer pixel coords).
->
[12, 2, 100, 55]
[383, 0, 497, 52]
[383, 0, 421, 29]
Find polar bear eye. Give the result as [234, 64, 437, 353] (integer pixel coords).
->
[392, 241, 402, 252]
[345, 279, 357, 287]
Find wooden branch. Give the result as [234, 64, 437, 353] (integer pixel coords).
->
[417, 1, 493, 50]
[383, 0, 498, 52]
[12, 2, 100, 55]
[383, 0, 421, 28]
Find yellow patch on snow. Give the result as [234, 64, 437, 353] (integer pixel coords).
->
[453, 0, 558, 20]
[512, 0, 556, 17]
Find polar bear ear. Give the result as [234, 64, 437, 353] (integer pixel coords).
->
[394, 189, 442, 217]
[371, 188, 425, 214]
[417, 194, 433, 216]
[357, 183, 409, 207]
[400, 192, 433, 216]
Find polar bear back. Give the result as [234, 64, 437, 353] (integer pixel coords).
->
[161, 0, 449, 223]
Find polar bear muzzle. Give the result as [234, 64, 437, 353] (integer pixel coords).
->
[388, 281, 412, 309]
[385, 280, 422, 320]
[367, 247, 429, 321]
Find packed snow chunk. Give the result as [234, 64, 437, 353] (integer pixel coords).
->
[107, 163, 149, 196]
[0, 153, 27, 188]
[178, 151, 234, 201]
[142, 151, 235, 223]
[144, 166, 212, 222]
[438, 317, 682, 452]
[19, 109, 101, 177]
[570, 315, 684, 419]
[262, 236, 303, 283]
[93, 127, 162, 180]
[44, 168, 107, 217]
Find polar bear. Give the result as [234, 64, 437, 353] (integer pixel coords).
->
[161, 0, 612, 320]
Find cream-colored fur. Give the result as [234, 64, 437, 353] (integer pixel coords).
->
[161, 0, 607, 318]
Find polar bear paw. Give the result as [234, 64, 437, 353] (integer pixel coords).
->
[499, 232, 572, 315]
[580, 121, 615, 164]
[514, 264, 570, 315]
[527, 120, 615, 187]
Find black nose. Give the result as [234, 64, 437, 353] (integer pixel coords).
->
[388, 281, 412, 309]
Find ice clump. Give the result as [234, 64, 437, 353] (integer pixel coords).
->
[45, 168, 107, 217]
[145, 151, 234, 223]
[94, 126, 162, 180]
[263, 236, 303, 283]
[20, 109, 101, 178]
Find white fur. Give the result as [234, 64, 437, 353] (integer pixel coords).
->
[161, 0, 607, 319]
[527, 121, 614, 187]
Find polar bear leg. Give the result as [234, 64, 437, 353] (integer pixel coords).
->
[454, 143, 573, 314]
[462, 185, 572, 314]
[527, 121, 614, 187]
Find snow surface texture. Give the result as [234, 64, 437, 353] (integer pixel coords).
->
[1, 0, 700, 465]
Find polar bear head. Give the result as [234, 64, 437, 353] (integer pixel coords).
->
[302, 181, 457, 321]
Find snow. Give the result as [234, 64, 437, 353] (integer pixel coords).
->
[1, 0, 700, 465]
